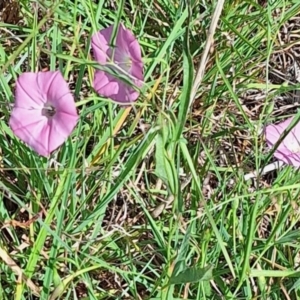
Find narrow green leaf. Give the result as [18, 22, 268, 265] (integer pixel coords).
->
[169, 265, 214, 284]
[155, 133, 169, 184]
[175, 9, 194, 141]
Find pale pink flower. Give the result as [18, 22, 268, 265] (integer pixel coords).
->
[91, 23, 143, 104]
[265, 117, 300, 167]
[9, 71, 78, 157]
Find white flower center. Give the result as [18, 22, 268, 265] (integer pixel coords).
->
[113, 48, 132, 73]
[42, 103, 56, 118]
[119, 55, 132, 72]
[288, 136, 300, 153]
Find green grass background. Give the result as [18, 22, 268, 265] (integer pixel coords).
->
[1, 0, 300, 299]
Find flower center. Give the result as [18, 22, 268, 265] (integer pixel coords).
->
[119, 55, 132, 72]
[112, 48, 132, 73]
[288, 136, 300, 153]
[42, 104, 56, 118]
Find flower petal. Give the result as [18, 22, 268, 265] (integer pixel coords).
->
[10, 108, 78, 156]
[130, 62, 144, 87]
[15, 73, 46, 108]
[265, 117, 293, 148]
[9, 107, 45, 131]
[116, 24, 136, 54]
[37, 71, 75, 111]
[264, 117, 300, 167]
[9, 107, 51, 156]
[36, 71, 59, 98]
[277, 152, 300, 167]
[91, 28, 111, 63]
[93, 71, 118, 94]
[273, 147, 292, 163]
[93, 70, 139, 103]
[45, 112, 78, 154]
[293, 120, 300, 139]
[52, 112, 78, 136]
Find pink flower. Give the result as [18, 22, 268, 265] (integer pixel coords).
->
[9, 71, 78, 157]
[265, 117, 300, 167]
[91, 23, 143, 104]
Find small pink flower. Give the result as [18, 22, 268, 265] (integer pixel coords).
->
[91, 23, 143, 104]
[9, 71, 78, 157]
[265, 117, 300, 167]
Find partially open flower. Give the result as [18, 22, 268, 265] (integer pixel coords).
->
[9, 71, 78, 157]
[91, 23, 143, 104]
[265, 117, 300, 167]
